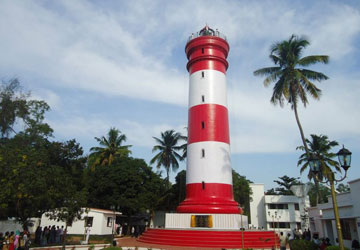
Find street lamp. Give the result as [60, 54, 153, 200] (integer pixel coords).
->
[309, 146, 352, 250]
[268, 211, 279, 249]
[239, 205, 244, 250]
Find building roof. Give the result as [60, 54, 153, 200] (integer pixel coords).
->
[348, 178, 360, 184]
[89, 208, 122, 215]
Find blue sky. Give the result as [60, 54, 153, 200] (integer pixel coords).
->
[1, 0, 359, 190]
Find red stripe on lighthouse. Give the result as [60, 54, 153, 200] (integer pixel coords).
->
[176, 183, 239, 214]
[187, 56, 228, 74]
[188, 104, 230, 144]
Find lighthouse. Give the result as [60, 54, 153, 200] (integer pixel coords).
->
[138, 27, 278, 248]
[177, 26, 240, 214]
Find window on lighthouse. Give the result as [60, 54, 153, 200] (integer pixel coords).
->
[201, 121, 205, 129]
[201, 95, 205, 102]
[201, 48, 204, 54]
[201, 71, 204, 78]
[201, 149, 205, 158]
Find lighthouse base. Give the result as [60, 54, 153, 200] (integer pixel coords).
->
[165, 213, 247, 230]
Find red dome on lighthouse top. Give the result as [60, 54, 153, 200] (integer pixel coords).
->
[185, 26, 230, 74]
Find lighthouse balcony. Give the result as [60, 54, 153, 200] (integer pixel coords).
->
[187, 26, 227, 43]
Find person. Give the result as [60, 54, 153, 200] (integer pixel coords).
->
[279, 232, 288, 250]
[8, 232, 14, 250]
[352, 239, 360, 250]
[3, 232, 9, 250]
[312, 233, 321, 247]
[56, 226, 61, 244]
[85, 227, 90, 244]
[59, 226, 64, 243]
[41, 227, 47, 246]
[0, 232, 4, 250]
[13, 231, 20, 250]
[34, 226, 41, 245]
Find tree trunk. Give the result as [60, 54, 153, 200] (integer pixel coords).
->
[292, 102, 310, 158]
[313, 173, 322, 205]
[293, 101, 323, 205]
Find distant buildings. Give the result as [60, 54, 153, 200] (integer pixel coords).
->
[249, 183, 310, 233]
[309, 178, 360, 249]
[40, 208, 121, 235]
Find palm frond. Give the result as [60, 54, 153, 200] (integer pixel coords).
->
[298, 55, 329, 67]
[298, 69, 329, 82]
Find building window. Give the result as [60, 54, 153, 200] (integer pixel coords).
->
[84, 216, 94, 227]
[295, 203, 299, 210]
[201, 121, 205, 129]
[201, 48, 204, 54]
[269, 222, 290, 229]
[268, 204, 288, 209]
[340, 220, 351, 240]
[201, 95, 205, 102]
[107, 217, 113, 227]
[201, 149, 205, 158]
[296, 222, 301, 229]
[201, 71, 204, 78]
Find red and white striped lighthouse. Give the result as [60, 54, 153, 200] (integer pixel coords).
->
[177, 26, 240, 214]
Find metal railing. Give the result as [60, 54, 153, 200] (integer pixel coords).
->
[187, 30, 227, 43]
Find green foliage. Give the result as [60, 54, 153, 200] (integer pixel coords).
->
[150, 130, 185, 185]
[156, 170, 186, 211]
[232, 170, 252, 217]
[307, 182, 330, 207]
[0, 78, 28, 137]
[0, 78, 53, 139]
[87, 157, 164, 215]
[297, 134, 339, 204]
[289, 239, 318, 250]
[89, 127, 132, 168]
[266, 175, 300, 195]
[336, 183, 350, 193]
[102, 247, 122, 250]
[0, 128, 87, 228]
[325, 246, 349, 250]
[254, 34, 330, 159]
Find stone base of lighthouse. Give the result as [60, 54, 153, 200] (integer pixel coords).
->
[165, 213, 247, 230]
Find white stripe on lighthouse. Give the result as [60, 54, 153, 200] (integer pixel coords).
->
[186, 141, 233, 185]
[189, 70, 228, 108]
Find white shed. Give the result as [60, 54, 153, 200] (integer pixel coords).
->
[40, 208, 122, 235]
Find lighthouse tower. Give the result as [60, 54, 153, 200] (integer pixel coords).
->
[177, 26, 240, 214]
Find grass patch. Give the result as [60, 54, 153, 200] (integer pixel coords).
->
[101, 247, 122, 250]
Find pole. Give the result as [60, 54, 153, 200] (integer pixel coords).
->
[273, 216, 277, 250]
[329, 173, 345, 250]
[241, 214, 244, 250]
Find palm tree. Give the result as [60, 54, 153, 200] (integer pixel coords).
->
[254, 35, 329, 157]
[297, 134, 340, 204]
[150, 130, 184, 186]
[89, 127, 131, 168]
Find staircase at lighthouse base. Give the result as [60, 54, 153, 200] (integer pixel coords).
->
[138, 228, 279, 249]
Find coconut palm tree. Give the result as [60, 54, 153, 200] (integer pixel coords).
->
[254, 35, 329, 157]
[297, 134, 340, 204]
[150, 130, 184, 186]
[89, 127, 131, 168]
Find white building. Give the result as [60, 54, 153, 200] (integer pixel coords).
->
[309, 178, 360, 248]
[249, 183, 310, 233]
[41, 208, 121, 235]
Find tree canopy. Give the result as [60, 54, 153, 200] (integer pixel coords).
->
[266, 175, 300, 195]
[254, 35, 329, 158]
[89, 127, 132, 168]
[150, 130, 185, 185]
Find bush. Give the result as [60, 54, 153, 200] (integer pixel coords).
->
[326, 246, 349, 250]
[289, 239, 318, 250]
